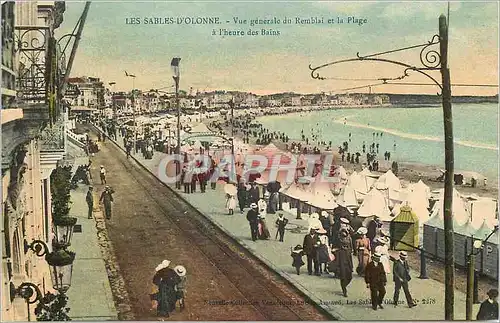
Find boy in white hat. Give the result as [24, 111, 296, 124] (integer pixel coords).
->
[392, 251, 417, 308]
[174, 265, 187, 309]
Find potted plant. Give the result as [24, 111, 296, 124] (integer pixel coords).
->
[35, 291, 71, 321]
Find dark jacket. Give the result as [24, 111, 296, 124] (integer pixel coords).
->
[477, 300, 498, 321]
[291, 251, 305, 267]
[367, 219, 382, 239]
[303, 234, 319, 256]
[393, 260, 411, 283]
[350, 216, 363, 233]
[276, 217, 289, 230]
[99, 191, 113, 204]
[365, 261, 387, 287]
[86, 190, 93, 206]
[246, 209, 259, 224]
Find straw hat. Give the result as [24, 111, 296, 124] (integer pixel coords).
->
[372, 253, 381, 260]
[321, 211, 328, 217]
[357, 227, 368, 235]
[100, 165, 104, 168]
[174, 265, 186, 277]
[316, 227, 327, 234]
[292, 245, 303, 253]
[376, 236, 389, 245]
[155, 259, 171, 272]
[399, 251, 408, 259]
[250, 203, 258, 209]
[340, 217, 349, 224]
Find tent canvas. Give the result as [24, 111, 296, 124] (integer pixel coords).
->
[375, 169, 401, 190]
[357, 188, 392, 221]
[468, 198, 497, 230]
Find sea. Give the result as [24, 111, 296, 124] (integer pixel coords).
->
[256, 103, 499, 180]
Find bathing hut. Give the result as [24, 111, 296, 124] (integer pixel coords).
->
[390, 205, 419, 251]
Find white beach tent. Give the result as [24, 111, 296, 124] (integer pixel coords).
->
[337, 186, 359, 207]
[430, 188, 469, 226]
[347, 171, 369, 194]
[192, 140, 203, 150]
[375, 169, 402, 191]
[466, 197, 497, 230]
[408, 180, 431, 200]
[357, 188, 392, 221]
[403, 190, 431, 224]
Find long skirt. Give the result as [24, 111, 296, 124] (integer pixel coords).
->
[258, 220, 270, 239]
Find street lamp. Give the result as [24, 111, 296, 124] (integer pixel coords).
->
[171, 57, 181, 189]
[45, 249, 76, 293]
[125, 71, 137, 154]
[52, 216, 77, 249]
[465, 226, 499, 320]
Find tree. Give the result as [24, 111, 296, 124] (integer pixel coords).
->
[35, 292, 71, 321]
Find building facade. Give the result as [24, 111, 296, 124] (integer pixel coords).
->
[2, 2, 69, 321]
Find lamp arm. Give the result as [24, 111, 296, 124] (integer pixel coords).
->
[24, 239, 49, 257]
[17, 282, 43, 304]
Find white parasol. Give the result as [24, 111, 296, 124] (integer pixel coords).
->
[224, 183, 237, 196]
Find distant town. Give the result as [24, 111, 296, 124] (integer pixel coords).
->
[66, 76, 499, 114]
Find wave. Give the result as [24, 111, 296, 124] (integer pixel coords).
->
[333, 117, 498, 151]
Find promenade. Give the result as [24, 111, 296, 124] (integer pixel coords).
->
[107, 129, 477, 320]
[65, 156, 118, 320]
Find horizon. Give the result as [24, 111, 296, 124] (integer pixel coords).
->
[58, 1, 499, 96]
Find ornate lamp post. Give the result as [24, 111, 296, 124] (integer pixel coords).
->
[171, 57, 181, 189]
[15, 240, 76, 321]
[309, 15, 455, 319]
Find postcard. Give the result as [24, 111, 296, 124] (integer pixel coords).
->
[1, 1, 498, 321]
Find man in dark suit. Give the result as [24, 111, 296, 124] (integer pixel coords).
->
[365, 253, 387, 310]
[393, 251, 417, 308]
[246, 203, 259, 241]
[86, 186, 94, 219]
[303, 228, 320, 275]
[477, 289, 498, 321]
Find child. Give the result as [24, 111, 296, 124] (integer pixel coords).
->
[226, 193, 236, 215]
[290, 245, 305, 275]
[174, 265, 187, 310]
[275, 212, 289, 242]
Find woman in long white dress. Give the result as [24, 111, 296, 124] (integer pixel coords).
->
[374, 237, 391, 274]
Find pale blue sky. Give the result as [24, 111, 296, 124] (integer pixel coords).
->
[58, 1, 499, 95]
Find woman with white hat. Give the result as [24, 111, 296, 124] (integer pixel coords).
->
[151, 260, 177, 317]
[257, 201, 271, 240]
[354, 227, 371, 276]
[374, 237, 391, 274]
[174, 265, 187, 309]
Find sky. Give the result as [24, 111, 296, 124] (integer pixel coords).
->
[57, 1, 499, 96]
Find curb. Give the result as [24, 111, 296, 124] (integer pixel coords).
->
[91, 124, 342, 321]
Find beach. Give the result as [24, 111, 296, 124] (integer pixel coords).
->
[208, 105, 498, 199]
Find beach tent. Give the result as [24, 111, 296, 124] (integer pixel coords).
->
[402, 190, 431, 224]
[430, 188, 469, 226]
[408, 180, 431, 200]
[252, 143, 293, 170]
[357, 189, 392, 221]
[192, 140, 203, 150]
[375, 169, 402, 190]
[337, 186, 359, 207]
[390, 205, 419, 251]
[307, 181, 338, 210]
[347, 172, 369, 194]
[466, 197, 497, 230]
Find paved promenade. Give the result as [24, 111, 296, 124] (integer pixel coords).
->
[65, 156, 118, 320]
[105, 129, 477, 320]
